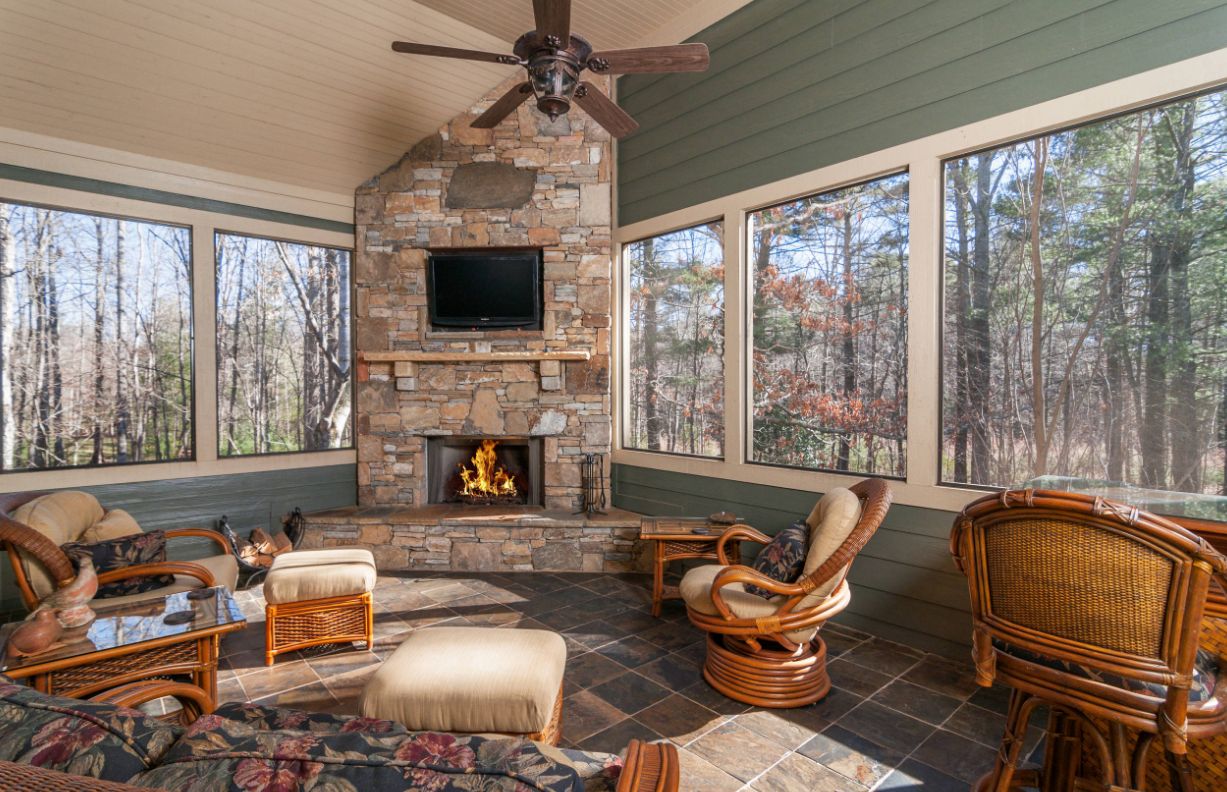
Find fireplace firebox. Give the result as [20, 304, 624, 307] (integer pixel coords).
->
[426, 437, 544, 506]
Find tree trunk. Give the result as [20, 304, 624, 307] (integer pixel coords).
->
[0, 206, 15, 469]
[968, 152, 994, 484]
[114, 221, 130, 463]
[837, 208, 855, 471]
[91, 219, 106, 464]
[1029, 139, 1050, 475]
[641, 238, 663, 450]
[952, 160, 972, 481]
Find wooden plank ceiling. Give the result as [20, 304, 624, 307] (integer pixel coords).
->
[0, 0, 744, 198]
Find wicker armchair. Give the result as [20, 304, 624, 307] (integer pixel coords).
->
[950, 489, 1227, 792]
[681, 478, 892, 708]
[0, 491, 237, 612]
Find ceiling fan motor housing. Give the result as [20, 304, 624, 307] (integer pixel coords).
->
[516, 32, 591, 120]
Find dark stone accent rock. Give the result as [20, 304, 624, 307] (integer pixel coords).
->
[566, 359, 609, 395]
[445, 162, 536, 209]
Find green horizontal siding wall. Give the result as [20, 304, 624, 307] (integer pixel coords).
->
[0, 464, 356, 612]
[617, 0, 1227, 225]
[612, 463, 969, 659]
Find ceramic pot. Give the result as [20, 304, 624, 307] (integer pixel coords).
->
[7, 608, 62, 657]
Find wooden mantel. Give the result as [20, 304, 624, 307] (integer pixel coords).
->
[361, 350, 590, 363]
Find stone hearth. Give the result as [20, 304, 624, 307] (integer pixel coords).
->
[302, 506, 645, 573]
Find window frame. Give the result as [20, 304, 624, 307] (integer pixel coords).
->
[0, 195, 198, 474]
[213, 228, 356, 460]
[935, 80, 1227, 493]
[612, 49, 1227, 514]
[744, 169, 911, 481]
[0, 176, 356, 491]
[620, 218, 728, 461]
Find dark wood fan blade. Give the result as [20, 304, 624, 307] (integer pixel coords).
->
[574, 82, 639, 138]
[471, 82, 533, 128]
[587, 43, 709, 74]
[391, 41, 517, 65]
[532, 0, 571, 44]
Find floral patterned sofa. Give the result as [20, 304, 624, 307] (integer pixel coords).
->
[0, 678, 676, 792]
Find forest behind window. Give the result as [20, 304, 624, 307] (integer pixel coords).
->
[942, 88, 1227, 494]
[0, 202, 193, 471]
[216, 234, 352, 456]
[625, 223, 724, 457]
[750, 174, 909, 476]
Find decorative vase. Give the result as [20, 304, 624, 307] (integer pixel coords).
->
[42, 553, 99, 629]
[6, 608, 63, 657]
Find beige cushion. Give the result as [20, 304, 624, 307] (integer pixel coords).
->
[12, 492, 106, 599]
[680, 564, 817, 643]
[94, 553, 240, 608]
[800, 488, 862, 604]
[263, 548, 376, 605]
[361, 626, 566, 734]
[83, 509, 143, 542]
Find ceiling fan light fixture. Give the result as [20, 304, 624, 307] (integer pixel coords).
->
[528, 55, 580, 120]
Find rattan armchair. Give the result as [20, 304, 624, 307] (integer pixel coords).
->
[0, 491, 234, 612]
[682, 478, 892, 708]
[951, 489, 1227, 792]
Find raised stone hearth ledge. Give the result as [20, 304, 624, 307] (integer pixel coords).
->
[301, 505, 647, 573]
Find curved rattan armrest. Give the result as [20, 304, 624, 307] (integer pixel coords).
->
[0, 513, 76, 589]
[89, 679, 211, 726]
[163, 527, 230, 555]
[617, 739, 679, 792]
[95, 561, 215, 587]
[707, 564, 809, 620]
[716, 525, 770, 565]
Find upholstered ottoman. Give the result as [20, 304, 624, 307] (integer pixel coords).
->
[360, 626, 566, 744]
[262, 548, 376, 666]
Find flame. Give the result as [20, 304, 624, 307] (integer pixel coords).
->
[458, 440, 519, 499]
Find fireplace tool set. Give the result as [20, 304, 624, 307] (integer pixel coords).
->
[576, 452, 607, 515]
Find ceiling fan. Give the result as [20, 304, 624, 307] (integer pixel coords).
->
[391, 0, 709, 138]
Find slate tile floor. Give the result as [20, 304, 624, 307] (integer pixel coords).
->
[215, 571, 1039, 791]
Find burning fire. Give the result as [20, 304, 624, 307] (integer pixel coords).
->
[458, 440, 519, 499]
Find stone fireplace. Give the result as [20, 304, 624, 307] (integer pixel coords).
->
[352, 73, 613, 513]
[309, 75, 645, 573]
[426, 437, 543, 507]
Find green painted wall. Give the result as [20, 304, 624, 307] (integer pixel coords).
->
[612, 463, 969, 659]
[0, 465, 356, 613]
[617, 0, 1227, 225]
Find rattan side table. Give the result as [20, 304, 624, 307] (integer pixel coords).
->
[639, 517, 741, 618]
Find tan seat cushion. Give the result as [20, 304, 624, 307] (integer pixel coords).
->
[263, 548, 376, 605]
[679, 564, 817, 643]
[799, 488, 862, 605]
[95, 553, 240, 608]
[83, 509, 143, 543]
[12, 492, 106, 599]
[360, 626, 566, 734]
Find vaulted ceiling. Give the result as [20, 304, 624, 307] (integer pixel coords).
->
[0, 0, 748, 198]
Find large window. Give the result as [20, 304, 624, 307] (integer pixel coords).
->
[216, 233, 352, 456]
[942, 88, 1227, 494]
[0, 202, 193, 471]
[624, 223, 725, 457]
[749, 174, 909, 476]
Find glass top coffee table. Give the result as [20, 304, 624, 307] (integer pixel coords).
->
[0, 586, 246, 708]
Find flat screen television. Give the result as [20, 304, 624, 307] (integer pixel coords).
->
[427, 248, 543, 330]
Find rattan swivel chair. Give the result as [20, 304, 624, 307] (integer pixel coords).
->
[681, 478, 892, 708]
[950, 489, 1227, 792]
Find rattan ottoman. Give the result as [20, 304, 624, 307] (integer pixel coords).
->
[262, 548, 376, 666]
[359, 626, 567, 744]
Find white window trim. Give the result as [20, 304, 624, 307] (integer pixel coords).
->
[612, 47, 1227, 514]
[0, 174, 355, 492]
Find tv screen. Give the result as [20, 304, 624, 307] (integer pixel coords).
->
[428, 249, 542, 329]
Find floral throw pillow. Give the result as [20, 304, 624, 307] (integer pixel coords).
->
[744, 521, 808, 599]
[61, 530, 175, 599]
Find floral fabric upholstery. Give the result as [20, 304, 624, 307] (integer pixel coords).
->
[132, 704, 595, 792]
[744, 521, 808, 599]
[0, 678, 180, 783]
[992, 639, 1220, 702]
[62, 529, 174, 598]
